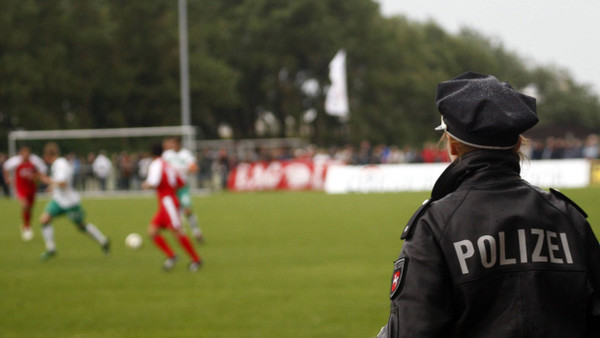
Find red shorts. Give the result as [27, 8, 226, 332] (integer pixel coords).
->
[16, 190, 35, 206]
[150, 195, 182, 230]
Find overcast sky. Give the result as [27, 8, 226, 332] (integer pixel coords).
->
[375, 0, 600, 95]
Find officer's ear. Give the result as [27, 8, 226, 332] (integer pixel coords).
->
[446, 134, 459, 156]
[447, 134, 480, 159]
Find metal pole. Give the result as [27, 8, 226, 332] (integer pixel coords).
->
[178, 0, 193, 150]
[8, 132, 16, 157]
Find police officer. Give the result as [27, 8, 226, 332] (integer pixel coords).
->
[378, 72, 600, 337]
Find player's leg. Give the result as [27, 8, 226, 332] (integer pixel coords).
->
[178, 186, 203, 243]
[17, 193, 34, 241]
[69, 205, 110, 254]
[172, 227, 203, 272]
[148, 210, 177, 271]
[183, 206, 204, 243]
[39, 201, 60, 261]
[165, 195, 202, 271]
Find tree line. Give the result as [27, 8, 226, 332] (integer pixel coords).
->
[2, 0, 599, 152]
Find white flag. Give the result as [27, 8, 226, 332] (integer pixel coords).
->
[325, 50, 349, 119]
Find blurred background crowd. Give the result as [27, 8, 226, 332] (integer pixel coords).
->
[1, 133, 598, 195]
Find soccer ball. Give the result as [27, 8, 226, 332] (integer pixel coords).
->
[125, 233, 143, 250]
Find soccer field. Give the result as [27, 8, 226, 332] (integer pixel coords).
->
[1, 188, 599, 337]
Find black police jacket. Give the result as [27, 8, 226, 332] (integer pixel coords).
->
[380, 150, 600, 337]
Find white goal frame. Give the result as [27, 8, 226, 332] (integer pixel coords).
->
[8, 125, 196, 156]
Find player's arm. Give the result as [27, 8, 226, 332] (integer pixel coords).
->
[44, 174, 68, 188]
[182, 149, 198, 174]
[43, 176, 68, 189]
[2, 156, 19, 185]
[40, 177, 66, 192]
[30, 154, 48, 179]
[187, 162, 198, 174]
[39, 173, 53, 185]
[2, 167, 12, 186]
[27, 156, 44, 183]
[142, 161, 161, 189]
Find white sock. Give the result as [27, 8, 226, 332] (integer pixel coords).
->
[187, 214, 201, 234]
[42, 224, 56, 251]
[85, 223, 107, 245]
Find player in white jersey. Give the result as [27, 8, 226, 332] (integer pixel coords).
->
[38, 142, 110, 261]
[162, 137, 204, 243]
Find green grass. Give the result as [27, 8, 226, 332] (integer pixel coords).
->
[1, 188, 599, 337]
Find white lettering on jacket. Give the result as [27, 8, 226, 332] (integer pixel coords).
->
[453, 229, 574, 275]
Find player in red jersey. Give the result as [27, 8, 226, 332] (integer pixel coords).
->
[3, 146, 48, 241]
[142, 144, 202, 272]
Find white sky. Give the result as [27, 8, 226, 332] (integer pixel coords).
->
[375, 0, 600, 95]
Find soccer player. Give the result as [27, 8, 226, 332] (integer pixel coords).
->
[3, 145, 47, 241]
[38, 142, 110, 261]
[142, 143, 202, 272]
[162, 137, 204, 243]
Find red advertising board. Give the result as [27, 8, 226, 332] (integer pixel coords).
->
[227, 159, 339, 191]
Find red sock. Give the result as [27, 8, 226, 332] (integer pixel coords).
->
[177, 234, 200, 262]
[153, 234, 175, 258]
[22, 208, 31, 228]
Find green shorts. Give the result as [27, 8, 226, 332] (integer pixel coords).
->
[44, 200, 86, 225]
[177, 185, 192, 209]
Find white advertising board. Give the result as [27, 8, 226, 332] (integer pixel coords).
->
[520, 159, 590, 188]
[325, 160, 591, 194]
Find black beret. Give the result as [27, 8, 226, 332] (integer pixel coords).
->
[435, 72, 538, 149]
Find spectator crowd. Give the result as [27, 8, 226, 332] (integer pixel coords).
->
[0, 133, 598, 195]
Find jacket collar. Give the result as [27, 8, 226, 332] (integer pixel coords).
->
[430, 150, 521, 201]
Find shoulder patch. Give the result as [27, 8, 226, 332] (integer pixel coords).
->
[390, 257, 407, 299]
[550, 188, 588, 218]
[401, 199, 432, 240]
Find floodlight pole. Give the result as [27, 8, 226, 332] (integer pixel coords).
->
[178, 0, 194, 153]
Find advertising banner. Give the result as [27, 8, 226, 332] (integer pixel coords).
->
[520, 159, 591, 188]
[324, 160, 592, 194]
[324, 163, 447, 194]
[227, 159, 339, 191]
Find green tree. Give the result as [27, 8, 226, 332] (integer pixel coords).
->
[1, 0, 599, 151]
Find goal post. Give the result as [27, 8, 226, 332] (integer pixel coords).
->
[8, 125, 197, 156]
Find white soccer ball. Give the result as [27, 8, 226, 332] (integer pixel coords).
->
[125, 233, 143, 250]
